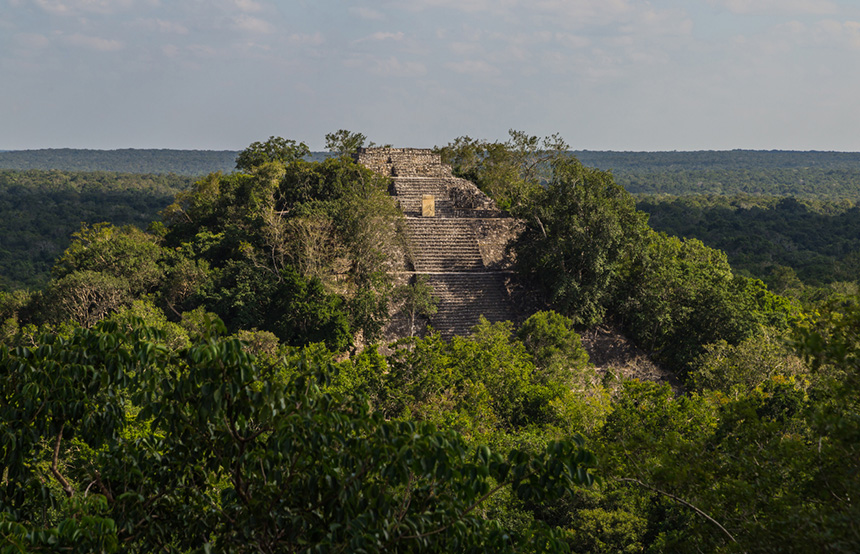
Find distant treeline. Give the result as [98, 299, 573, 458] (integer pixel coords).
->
[575, 149, 860, 171]
[3, 148, 860, 291]
[0, 169, 191, 290]
[0, 149, 238, 176]
[0, 149, 332, 175]
[4, 148, 859, 199]
[572, 151, 860, 200]
[617, 168, 860, 199]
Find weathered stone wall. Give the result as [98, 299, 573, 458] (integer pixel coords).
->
[448, 178, 500, 216]
[355, 148, 453, 178]
[474, 219, 522, 270]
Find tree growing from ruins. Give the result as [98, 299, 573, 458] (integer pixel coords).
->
[514, 156, 649, 327]
[436, 129, 569, 211]
[325, 129, 367, 157]
[395, 274, 439, 337]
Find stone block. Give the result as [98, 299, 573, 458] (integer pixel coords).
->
[422, 194, 435, 217]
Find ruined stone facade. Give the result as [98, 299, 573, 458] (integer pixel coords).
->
[356, 147, 521, 338]
[356, 148, 452, 178]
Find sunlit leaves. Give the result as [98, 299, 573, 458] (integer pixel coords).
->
[1, 320, 598, 553]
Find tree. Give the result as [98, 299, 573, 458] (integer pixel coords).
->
[325, 129, 367, 157]
[52, 223, 165, 296]
[38, 270, 130, 327]
[690, 332, 806, 395]
[155, 142, 408, 351]
[235, 136, 310, 172]
[0, 320, 598, 553]
[514, 157, 649, 327]
[792, 302, 860, 552]
[615, 231, 796, 374]
[436, 130, 569, 211]
[395, 275, 439, 337]
[517, 311, 590, 385]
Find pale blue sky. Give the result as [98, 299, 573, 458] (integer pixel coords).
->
[2, 0, 860, 151]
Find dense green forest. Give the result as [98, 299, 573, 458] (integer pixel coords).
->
[620, 168, 860, 199]
[0, 170, 191, 290]
[576, 149, 860, 171]
[637, 194, 860, 290]
[1, 134, 859, 552]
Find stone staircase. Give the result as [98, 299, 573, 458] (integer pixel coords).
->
[393, 177, 456, 217]
[425, 273, 518, 337]
[404, 218, 484, 272]
[356, 147, 521, 339]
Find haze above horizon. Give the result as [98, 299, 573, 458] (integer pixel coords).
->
[3, 0, 860, 152]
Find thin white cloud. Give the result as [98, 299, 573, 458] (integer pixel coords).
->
[34, 0, 135, 16]
[531, 0, 635, 22]
[137, 18, 188, 34]
[370, 56, 427, 76]
[409, 0, 638, 24]
[289, 32, 325, 46]
[349, 6, 385, 20]
[233, 0, 262, 12]
[370, 31, 404, 41]
[15, 33, 52, 50]
[736, 17, 860, 55]
[554, 32, 590, 49]
[33, 0, 72, 15]
[445, 59, 500, 76]
[354, 31, 405, 43]
[816, 20, 860, 49]
[64, 32, 123, 51]
[449, 40, 484, 56]
[407, 0, 517, 15]
[187, 44, 217, 58]
[708, 0, 839, 16]
[344, 54, 427, 76]
[234, 13, 273, 34]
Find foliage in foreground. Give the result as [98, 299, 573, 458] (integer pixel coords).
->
[0, 319, 597, 553]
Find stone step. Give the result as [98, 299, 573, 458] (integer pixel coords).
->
[422, 273, 519, 338]
[393, 178, 456, 216]
[393, 178, 451, 194]
[397, 201, 456, 217]
[405, 219, 484, 272]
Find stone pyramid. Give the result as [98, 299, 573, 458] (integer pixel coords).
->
[356, 148, 522, 338]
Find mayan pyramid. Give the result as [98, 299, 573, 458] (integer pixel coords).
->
[355, 148, 521, 338]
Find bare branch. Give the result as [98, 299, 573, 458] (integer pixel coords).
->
[51, 424, 75, 498]
[615, 477, 738, 544]
[94, 470, 114, 503]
